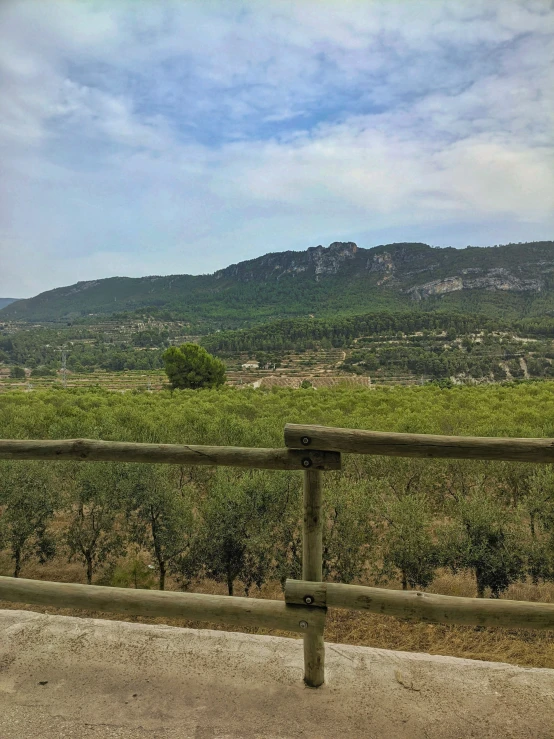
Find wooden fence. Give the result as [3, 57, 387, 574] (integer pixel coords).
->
[1, 425, 554, 687]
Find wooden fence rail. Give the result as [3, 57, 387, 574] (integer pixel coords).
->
[285, 580, 554, 631]
[2, 423, 554, 689]
[0, 576, 326, 634]
[0, 438, 340, 471]
[285, 423, 554, 463]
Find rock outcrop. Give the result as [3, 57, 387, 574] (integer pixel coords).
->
[214, 242, 359, 282]
[408, 268, 543, 301]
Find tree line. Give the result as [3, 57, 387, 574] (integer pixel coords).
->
[4, 310, 554, 382]
[2, 455, 554, 600]
[202, 310, 554, 355]
[202, 311, 503, 354]
[341, 332, 554, 381]
[0, 325, 168, 375]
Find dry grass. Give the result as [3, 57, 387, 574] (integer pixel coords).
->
[1, 554, 553, 669]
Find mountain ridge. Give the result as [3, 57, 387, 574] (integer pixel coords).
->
[2, 240, 553, 325]
[0, 298, 18, 310]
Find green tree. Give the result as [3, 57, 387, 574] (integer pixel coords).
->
[9, 366, 25, 379]
[0, 463, 57, 577]
[322, 480, 374, 583]
[520, 468, 554, 583]
[163, 343, 226, 389]
[125, 466, 194, 590]
[63, 464, 128, 585]
[185, 469, 280, 596]
[443, 487, 526, 598]
[376, 492, 439, 590]
[522, 467, 554, 538]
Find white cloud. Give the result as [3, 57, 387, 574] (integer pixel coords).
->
[0, 0, 553, 296]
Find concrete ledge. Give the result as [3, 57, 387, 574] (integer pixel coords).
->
[0, 609, 553, 738]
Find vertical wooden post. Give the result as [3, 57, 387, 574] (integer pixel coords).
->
[302, 468, 325, 687]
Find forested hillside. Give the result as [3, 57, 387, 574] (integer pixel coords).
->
[203, 312, 505, 353]
[2, 240, 554, 388]
[3, 309, 554, 387]
[2, 240, 553, 326]
[202, 311, 554, 385]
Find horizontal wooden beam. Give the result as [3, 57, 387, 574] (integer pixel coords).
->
[0, 439, 340, 471]
[0, 576, 326, 634]
[285, 580, 554, 630]
[285, 424, 554, 464]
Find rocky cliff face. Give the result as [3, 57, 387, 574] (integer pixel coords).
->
[214, 241, 359, 282]
[310, 242, 358, 278]
[367, 251, 396, 285]
[407, 268, 544, 301]
[215, 240, 551, 299]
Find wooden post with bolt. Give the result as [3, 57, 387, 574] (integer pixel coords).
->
[302, 468, 325, 687]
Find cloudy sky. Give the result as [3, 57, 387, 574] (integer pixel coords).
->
[1, 0, 553, 297]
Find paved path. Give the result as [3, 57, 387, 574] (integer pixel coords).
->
[1, 609, 553, 738]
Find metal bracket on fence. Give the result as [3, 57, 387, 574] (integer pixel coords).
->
[285, 578, 554, 631]
[285, 579, 327, 609]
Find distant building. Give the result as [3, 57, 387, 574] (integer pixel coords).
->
[241, 362, 259, 369]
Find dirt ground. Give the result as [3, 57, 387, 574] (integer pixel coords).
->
[1, 609, 553, 739]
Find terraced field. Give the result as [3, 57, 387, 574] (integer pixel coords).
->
[0, 370, 168, 393]
[225, 348, 420, 388]
[0, 349, 388, 393]
[2, 316, 553, 393]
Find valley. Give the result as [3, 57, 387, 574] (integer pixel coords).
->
[2, 240, 554, 392]
[2, 307, 554, 393]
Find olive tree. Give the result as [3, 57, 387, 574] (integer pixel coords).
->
[322, 478, 374, 584]
[185, 469, 282, 596]
[272, 475, 303, 591]
[522, 467, 554, 539]
[125, 465, 194, 590]
[443, 486, 526, 598]
[376, 491, 439, 590]
[63, 464, 128, 585]
[0, 462, 57, 578]
[520, 468, 554, 583]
